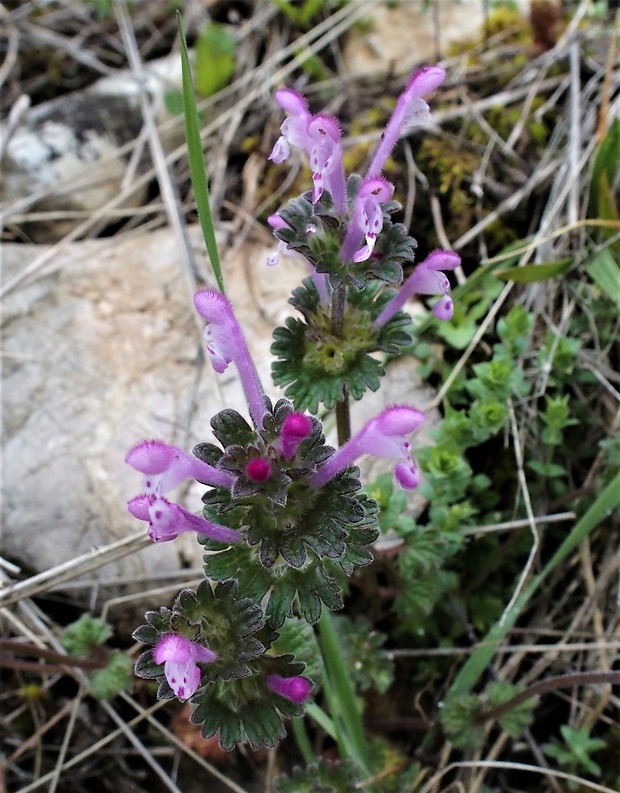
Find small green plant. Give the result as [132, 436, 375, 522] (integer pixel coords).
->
[63, 615, 133, 700]
[544, 725, 606, 787]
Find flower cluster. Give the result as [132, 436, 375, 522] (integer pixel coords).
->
[266, 67, 460, 412]
[128, 62, 457, 750]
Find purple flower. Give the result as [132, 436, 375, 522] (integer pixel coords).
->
[279, 412, 313, 460]
[306, 115, 346, 210]
[341, 176, 394, 264]
[193, 290, 267, 429]
[128, 493, 242, 544]
[266, 674, 312, 704]
[269, 89, 346, 214]
[374, 249, 461, 327]
[153, 634, 217, 700]
[367, 66, 446, 178]
[309, 405, 425, 490]
[125, 439, 233, 493]
[268, 89, 313, 164]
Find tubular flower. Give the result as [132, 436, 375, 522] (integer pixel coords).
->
[266, 674, 312, 704]
[153, 634, 217, 700]
[268, 88, 313, 164]
[279, 412, 313, 459]
[193, 290, 267, 429]
[367, 66, 446, 178]
[125, 439, 233, 493]
[307, 115, 346, 211]
[310, 405, 425, 490]
[374, 249, 461, 327]
[269, 89, 346, 213]
[128, 493, 242, 544]
[341, 176, 394, 264]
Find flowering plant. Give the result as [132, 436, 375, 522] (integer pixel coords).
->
[128, 49, 459, 755]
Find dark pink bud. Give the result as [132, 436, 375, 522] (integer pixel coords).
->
[266, 674, 312, 704]
[245, 458, 272, 482]
[280, 413, 313, 459]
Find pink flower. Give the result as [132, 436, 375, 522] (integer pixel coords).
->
[307, 115, 346, 209]
[341, 176, 394, 264]
[194, 290, 266, 429]
[153, 634, 217, 700]
[128, 493, 242, 544]
[374, 249, 461, 327]
[279, 412, 313, 460]
[367, 66, 446, 178]
[310, 405, 425, 490]
[125, 440, 233, 493]
[268, 89, 313, 164]
[266, 674, 312, 704]
[269, 89, 346, 213]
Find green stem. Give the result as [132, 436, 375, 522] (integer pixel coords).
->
[331, 286, 351, 444]
[318, 610, 371, 778]
[291, 716, 315, 765]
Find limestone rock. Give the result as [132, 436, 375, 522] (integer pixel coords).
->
[2, 223, 437, 611]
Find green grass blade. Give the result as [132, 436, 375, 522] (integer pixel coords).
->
[318, 610, 372, 777]
[449, 469, 620, 697]
[177, 12, 225, 294]
[587, 249, 620, 310]
[291, 715, 316, 765]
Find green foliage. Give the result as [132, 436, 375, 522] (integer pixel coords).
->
[89, 651, 133, 700]
[62, 615, 131, 700]
[62, 615, 112, 657]
[194, 23, 236, 98]
[440, 693, 485, 749]
[276, 758, 360, 793]
[587, 248, 620, 310]
[178, 14, 225, 293]
[331, 615, 394, 694]
[272, 277, 412, 412]
[486, 681, 538, 737]
[588, 117, 620, 222]
[540, 395, 578, 446]
[271, 0, 330, 28]
[495, 258, 573, 283]
[197, 399, 379, 627]
[496, 303, 534, 357]
[535, 332, 582, 384]
[544, 726, 606, 783]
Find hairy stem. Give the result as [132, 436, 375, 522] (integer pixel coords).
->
[331, 285, 351, 444]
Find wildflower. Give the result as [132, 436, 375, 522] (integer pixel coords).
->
[128, 493, 242, 544]
[341, 176, 394, 264]
[266, 674, 312, 704]
[269, 89, 346, 213]
[125, 439, 233, 493]
[367, 66, 446, 178]
[153, 634, 217, 700]
[374, 249, 461, 327]
[193, 290, 267, 429]
[307, 115, 346, 211]
[279, 412, 313, 459]
[268, 88, 313, 164]
[309, 405, 425, 490]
